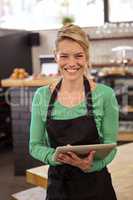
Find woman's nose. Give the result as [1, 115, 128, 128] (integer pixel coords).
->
[68, 57, 76, 67]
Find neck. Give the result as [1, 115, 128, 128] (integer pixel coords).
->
[61, 77, 84, 93]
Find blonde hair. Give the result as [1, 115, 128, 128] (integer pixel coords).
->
[55, 24, 90, 67]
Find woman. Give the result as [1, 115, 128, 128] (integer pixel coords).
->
[30, 24, 119, 200]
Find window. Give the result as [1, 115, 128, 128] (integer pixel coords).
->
[68, 0, 104, 27]
[0, 0, 104, 30]
[108, 0, 133, 22]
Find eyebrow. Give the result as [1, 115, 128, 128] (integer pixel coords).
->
[60, 52, 84, 55]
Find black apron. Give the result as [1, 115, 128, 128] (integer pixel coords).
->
[45, 76, 117, 200]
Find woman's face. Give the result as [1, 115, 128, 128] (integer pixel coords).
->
[55, 39, 88, 81]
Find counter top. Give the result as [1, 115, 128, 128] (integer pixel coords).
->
[1, 76, 60, 87]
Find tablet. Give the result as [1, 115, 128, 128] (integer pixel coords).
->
[53, 143, 116, 161]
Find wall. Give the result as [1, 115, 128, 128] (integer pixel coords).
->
[31, 29, 58, 74]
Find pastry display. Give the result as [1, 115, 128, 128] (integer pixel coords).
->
[10, 68, 29, 79]
[99, 66, 131, 76]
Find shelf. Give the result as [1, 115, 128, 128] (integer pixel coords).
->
[99, 74, 133, 79]
[1, 77, 60, 87]
[90, 35, 133, 41]
[92, 63, 133, 68]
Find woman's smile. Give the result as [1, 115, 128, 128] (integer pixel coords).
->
[64, 66, 81, 73]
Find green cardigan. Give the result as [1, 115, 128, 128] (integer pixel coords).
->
[29, 83, 119, 172]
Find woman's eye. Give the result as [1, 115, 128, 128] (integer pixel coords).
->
[60, 55, 68, 58]
[75, 55, 83, 58]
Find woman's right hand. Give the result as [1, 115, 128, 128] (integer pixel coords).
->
[56, 150, 95, 172]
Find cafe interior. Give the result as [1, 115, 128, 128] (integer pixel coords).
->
[0, 0, 133, 200]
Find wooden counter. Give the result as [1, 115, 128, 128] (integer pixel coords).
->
[26, 165, 49, 188]
[1, 76, 60, 87]
[118, 132, 133, 141]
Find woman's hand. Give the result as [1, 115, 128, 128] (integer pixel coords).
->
[56, 150, 95, 172]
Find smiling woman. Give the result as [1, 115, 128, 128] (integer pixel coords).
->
[54, 24, 90, 82]
[55, 40, 87, 81]
[30, 24, 119, 200]
[53, 24, 91, 106]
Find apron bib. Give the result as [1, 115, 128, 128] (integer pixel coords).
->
[45, 76, 117, 200]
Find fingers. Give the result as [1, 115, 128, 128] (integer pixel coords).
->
[56, 152, 80, 165]
[56, 153, 72, 164]
[86, 150, 96, 162]
[77, 151, 95, 171]
[67, 151, 80, 160]
[56, 150, 96, 170]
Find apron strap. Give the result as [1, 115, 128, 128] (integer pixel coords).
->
[46, 78, 62, 120]
[46, 76, 94, 120]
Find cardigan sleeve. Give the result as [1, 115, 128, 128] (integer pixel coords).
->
[29, 87, 61, 166]
[89, 87, 119, 172]
[101, 87, 119, 163]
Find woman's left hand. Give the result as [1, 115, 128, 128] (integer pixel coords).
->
[56, 150, 95, 172]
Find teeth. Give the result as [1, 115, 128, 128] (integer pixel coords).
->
[67, 69, 77, 72]
[65, 68, 80, 72]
